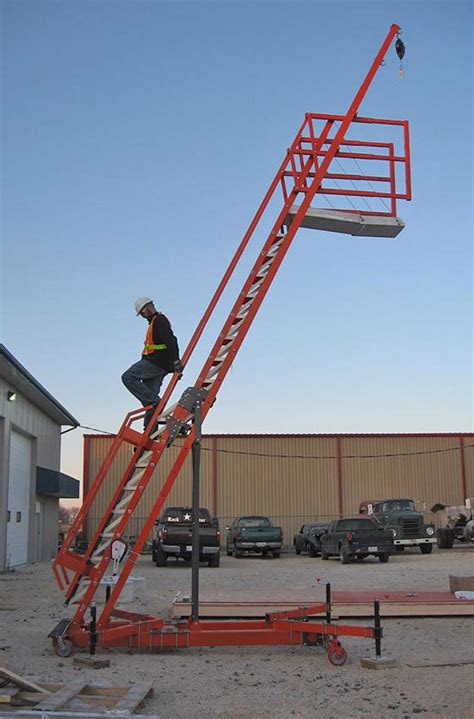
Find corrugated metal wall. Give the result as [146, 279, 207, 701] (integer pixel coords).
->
[83, 433, 473, 548]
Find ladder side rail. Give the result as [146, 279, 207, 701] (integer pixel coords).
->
[83, 23, 401, 625]
[137, 115, 311, 440]
[95, 139, 344, 627]
[70, 119, 317, 618]
[54, 405, 145, 570]
[62, 440, 160, 604]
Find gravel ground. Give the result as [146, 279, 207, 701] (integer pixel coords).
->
[1, 546, 474, 718]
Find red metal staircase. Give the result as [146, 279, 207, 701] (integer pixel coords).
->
[52, 23, 411, 651]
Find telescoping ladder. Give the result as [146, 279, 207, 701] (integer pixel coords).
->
[52, 24, 411, 652]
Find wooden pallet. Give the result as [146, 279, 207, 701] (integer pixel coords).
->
[0, 667, 156, 717]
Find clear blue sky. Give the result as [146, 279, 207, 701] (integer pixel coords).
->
[1, 0, 472, 484]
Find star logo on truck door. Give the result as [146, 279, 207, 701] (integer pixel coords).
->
[183, 512, 191, 521]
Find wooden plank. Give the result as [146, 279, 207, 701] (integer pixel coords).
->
[12, 691, 45, 707]
[39, 683, 129, 696]
[171, 589, 474, 619]
[0, 687, 20, 703]
[13, 691, 117, 709]
[34, 679, 89, 711]
[0, 667, 50, 694]
[407, 657, 474, 668]
[10, 713, 161, 718]
[113, 683, 153, 714]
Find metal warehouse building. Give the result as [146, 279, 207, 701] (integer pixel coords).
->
[83, 431, 473, 547]
[0, 345, 80, 569]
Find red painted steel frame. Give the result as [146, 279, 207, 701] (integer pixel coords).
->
[52, 24, 409, 651]
[63, 605, 375, 656]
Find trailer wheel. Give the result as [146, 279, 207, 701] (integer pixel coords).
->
[327, 640, 347, 666]
[53, 637, 74, 658]
[378, 553, 390, 563]
[308, 543, 318, 558]
[321, 550, 329, 560]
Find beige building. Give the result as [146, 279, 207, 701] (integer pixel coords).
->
[83, 431, 473, 548]
[0, 345, 80, 569]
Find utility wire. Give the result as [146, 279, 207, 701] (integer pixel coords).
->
[71, 423, 474, 460]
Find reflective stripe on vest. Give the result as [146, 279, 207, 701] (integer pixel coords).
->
[143, 316, 167, 356]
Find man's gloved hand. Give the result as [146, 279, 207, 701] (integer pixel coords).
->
[173, 360, 184, 379]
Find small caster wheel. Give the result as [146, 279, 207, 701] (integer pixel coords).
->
[53, 637, 74, 658]
[327, 640, 347, 666]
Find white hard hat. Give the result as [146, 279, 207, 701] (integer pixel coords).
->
[134, 297, 153, 315]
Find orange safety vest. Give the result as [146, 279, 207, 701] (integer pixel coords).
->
[143, 316, 167, 356]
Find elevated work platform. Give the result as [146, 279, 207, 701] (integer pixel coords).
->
[286, 205, 405, 238]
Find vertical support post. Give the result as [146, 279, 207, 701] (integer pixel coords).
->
[336, 437, 343, 517]
[325, 582, 331, 625]
[89, 603, 97, 656]
[191, 401, 203, 622]
[374, 599, 382, 658]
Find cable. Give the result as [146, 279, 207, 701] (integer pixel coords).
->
[73, 423, 474, 460]
[188, 441, 474, 461]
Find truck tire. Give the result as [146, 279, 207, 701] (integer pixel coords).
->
[339, 549, 350, 565]
[208, 552, 220, 568]
[226, 545, 233, 557]
[233, 543, 243, 559]
[321, 550, 329, 560]
[272, 550, 281, 558]
[307, 543, 318, 558]
[378, 553, 390, 563]
[437, 528, 454, 549]
[420, 544, 433, 554]
[154, 544, 167, 567]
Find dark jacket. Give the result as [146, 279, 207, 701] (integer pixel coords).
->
[142, 312, 180, 372]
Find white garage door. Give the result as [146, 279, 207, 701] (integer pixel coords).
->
[6, 431, 32, 567]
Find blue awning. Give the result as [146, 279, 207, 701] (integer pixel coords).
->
[36, 467, 80, 498]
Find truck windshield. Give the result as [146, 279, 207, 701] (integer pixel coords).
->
[238, 517, 271, 528]
[382, 500, 416, 512]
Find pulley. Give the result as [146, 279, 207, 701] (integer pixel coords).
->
[395, 33, 406, 78]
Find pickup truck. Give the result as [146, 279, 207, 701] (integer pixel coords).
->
[226, 515, 283, 558]
[152, 506, 221, 567]
[320, 517, 394, 564]
[359, 498, 436, 553]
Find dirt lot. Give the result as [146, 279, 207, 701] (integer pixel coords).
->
[1, 545, 474, 718]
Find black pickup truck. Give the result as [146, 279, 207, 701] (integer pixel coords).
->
[320, 517, 394, 564]
[152, 507, 221, 567]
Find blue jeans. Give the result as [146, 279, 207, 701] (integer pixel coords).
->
[121, 359, 168, 407]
